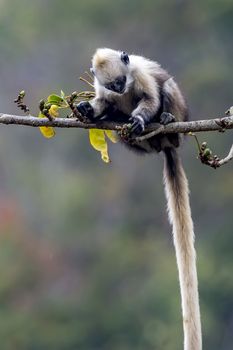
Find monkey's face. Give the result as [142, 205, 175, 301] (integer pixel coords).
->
[103, 75, 127, 94]
[92, 49, 131, 95]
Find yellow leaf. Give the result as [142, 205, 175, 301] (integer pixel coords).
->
[100, 148, 110, 163]
[38, 112, 56, 139]
[49, 104, 59, 117]
[89, 129, 110, 163]
[89, 129, 106, 151]
[105, 130, 118, 143]
[39, 126, 56, 138]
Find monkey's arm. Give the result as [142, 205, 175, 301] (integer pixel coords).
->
[127, 72, 162, 135]
[130, 93, 160, 135]
[131, 75, 188, 136]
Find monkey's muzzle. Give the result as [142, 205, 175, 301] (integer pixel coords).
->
[105, 75, 126, 94]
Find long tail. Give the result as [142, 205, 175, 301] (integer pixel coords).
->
[163, 147, 202, 350]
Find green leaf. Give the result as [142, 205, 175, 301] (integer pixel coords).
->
[47, 94, 64, 106]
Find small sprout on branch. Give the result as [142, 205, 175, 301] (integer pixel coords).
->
[189, 132, 232, 169]
[13, 75, 120, 161]
[14, 90, 30, 114]
[118, 123, 132, 141]
[38, 100, 60, 138]
[200, 142, 213, 162]
[66, 91, 87, 122]
[37, 92, 69, 138]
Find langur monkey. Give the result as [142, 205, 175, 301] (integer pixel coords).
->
[77, 48, 202, 350]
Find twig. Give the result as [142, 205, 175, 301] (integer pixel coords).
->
[198, 144, 233, 168]
[84, 71, 94, 82]
[79, 77, 94, 89]
[219, 145, 233, 166]
[191, 137, 233, 168]
[207, 144, 233, 168]
[135, 115, 233, 141]
[135, 125, 164, 141]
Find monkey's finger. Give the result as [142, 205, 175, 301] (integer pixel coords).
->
[130, 122, 144, 136]
[129, 116, 145, 136]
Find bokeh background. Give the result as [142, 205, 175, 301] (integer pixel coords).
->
[0, 1, 233, 349]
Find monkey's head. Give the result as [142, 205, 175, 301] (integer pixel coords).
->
[91, 48, 131, 94]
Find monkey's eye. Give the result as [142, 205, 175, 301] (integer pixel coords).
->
[121, 51, 129, 65]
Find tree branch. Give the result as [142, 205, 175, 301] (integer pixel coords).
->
[1, 111, 232, 167]
[0, 113, 233, 134]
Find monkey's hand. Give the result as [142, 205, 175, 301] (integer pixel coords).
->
[76, 101, 94, 121]
[129, 115, 145, 136]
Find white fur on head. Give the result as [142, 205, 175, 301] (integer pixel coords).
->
[92, 48, 129, 86]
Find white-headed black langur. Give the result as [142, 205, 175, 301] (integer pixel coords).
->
[77, 48, 202, 350]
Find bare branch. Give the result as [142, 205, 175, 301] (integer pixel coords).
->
[0, 113, 233, 134]
[135, 115, 233, 140]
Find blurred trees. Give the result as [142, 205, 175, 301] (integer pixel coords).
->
[0, 1, 232, 349]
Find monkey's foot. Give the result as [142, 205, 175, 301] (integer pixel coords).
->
[76, 101, 94, 120]
[160, 112, 175, 125]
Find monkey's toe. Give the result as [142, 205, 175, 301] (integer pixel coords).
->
[76, 101, 94, 119]
[160, 112, 175, 125]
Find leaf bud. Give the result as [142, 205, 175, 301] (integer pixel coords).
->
[203, 148, 212, 158]
[19, 90, 25, 98]
[201, 142, 207, 150]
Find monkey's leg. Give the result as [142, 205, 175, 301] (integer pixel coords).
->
[160, 112, 175, 125]
[160, 89, 180, 148]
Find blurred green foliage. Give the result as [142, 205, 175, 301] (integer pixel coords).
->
[0, 0, 232, 349]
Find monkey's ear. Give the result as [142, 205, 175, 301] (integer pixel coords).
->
[121, 51, 129, 65]
[90, 67, 95, 76]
